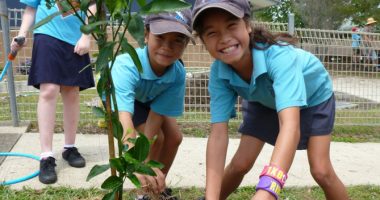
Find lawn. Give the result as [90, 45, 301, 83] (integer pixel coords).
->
[1, 185, 380, 200]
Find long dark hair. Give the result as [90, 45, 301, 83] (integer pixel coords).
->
[245, 16, 298, 50]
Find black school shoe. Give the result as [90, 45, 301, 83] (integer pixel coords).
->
[39, 157, 57, 184]
[62, 147, 86, 168]
[135, 188, 178, 200]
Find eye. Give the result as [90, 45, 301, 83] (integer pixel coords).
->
[155, 35, 164, 41]
[205, 31, 216, 38]
[228, 22, 238, 29]
[174, 38, 186, 45]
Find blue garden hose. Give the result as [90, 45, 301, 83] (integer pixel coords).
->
[0, 152, 40, 185]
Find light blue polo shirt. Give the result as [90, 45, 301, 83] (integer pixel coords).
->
[209, 44, 333, 123]
[21, 0, 86, 45]
[112, 46, 186, 117]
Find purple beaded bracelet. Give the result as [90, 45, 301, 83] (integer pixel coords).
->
[256, 175, 282, 199]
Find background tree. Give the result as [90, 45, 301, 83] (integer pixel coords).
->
[254, 0, 305, 27]
[338, 0, 380, 31]
[292, 0, 345, 30]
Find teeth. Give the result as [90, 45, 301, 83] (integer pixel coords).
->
[222, 45, 236, 53]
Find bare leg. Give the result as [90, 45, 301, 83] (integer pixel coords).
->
[220, 135, 264, 200]
[307, 135, 349, 200]
[61, 86, 80, 145]
[38, 83, 60, 153]
[157, 117, 183, 175]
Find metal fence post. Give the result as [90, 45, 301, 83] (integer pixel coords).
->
[288, 12, 295, 36]
[0, 0, 20, 127]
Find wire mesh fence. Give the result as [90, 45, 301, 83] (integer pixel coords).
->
[1, 9, 380, 126]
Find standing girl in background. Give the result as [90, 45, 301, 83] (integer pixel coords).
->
[111, 9, 193, 200]
[191, 0, 349, 199]
[11, 0, 96, 184]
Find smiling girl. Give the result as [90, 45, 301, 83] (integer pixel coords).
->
[191, 0, 349, 199]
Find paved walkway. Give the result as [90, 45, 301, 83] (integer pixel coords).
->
[1, 126, 380, 190]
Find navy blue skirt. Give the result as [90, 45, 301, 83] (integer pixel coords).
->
[238, 95, 335, 150]
[28, 34, 94, 91]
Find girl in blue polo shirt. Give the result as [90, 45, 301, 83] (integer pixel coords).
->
[192, 0, 349, 199]
[111, 9, 193, 199]
[10, 0, 96, 185]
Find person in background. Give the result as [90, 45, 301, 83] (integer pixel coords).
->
[351, 26, 361, 63]
[10, 0, 96, 184]
[362, 17, 378, 67]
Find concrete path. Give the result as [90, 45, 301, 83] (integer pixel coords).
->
[1, 126, 380, 190]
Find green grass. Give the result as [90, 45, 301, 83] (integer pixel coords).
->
[1, 185, 380, 200]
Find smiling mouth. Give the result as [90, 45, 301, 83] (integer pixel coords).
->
[221, 44, 239, 54]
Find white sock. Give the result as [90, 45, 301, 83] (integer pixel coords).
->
[63, 144, 75, 150]
[40, 151, 54, 159]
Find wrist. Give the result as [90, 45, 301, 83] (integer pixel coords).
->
[256, 176, 281, 200]
[259, 164, 288, 187]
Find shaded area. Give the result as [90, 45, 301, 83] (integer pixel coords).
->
[0, 134, 20, 165]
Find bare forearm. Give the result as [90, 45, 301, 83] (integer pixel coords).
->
[18, 6, 36, 37]
[144, 111, 164, 139]
[269, 107, 300, 172]
[206, 123, 229, 199]
[119, 111, 136, 145]
[270, 127, 299, 172]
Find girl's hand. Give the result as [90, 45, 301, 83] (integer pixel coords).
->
[251, 190, 276, 200]
[136, 168, 166, 194]
[10, 36, 27, 53]
[74, 34, 91, 56]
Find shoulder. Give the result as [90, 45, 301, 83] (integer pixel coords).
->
[264, 44, 298, 66]
[210, 59, 228, 75]
[113, 53, 140, 77]
[172, 60, 186, 81]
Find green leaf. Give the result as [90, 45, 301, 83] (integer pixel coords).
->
[102, 190, 116, 200]
[96, 75, 106, 99]
[136, 0, 147, 7]
[140, 0, 191, 14]
[136, 164, 156, 176]
[80, 0, 91, 11]
[86, 164, 110, 181]
[101, 176, 123, 190]
[126, 14, 146, 48]
[111, 113, 123, 140]
[32, 12, 61, 30]
[58, 1, 73, 13]
[124, 152, 139, 164]
[129, 133, 150, 162]
[109, 158, 125, 173]
[80, 20, 108, 34]
[95, 41, 116, 73]
[127, 173, 141, 187]
[123, 43, 143, 73]
[92, 106, 105, 118]
[105, 0, 127, 17]
[146, 160, 164, 169]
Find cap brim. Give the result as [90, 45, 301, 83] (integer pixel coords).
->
[366, 21, 377, 25]
[150, 20, 193, 39]
[192, 3, 245, 28]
